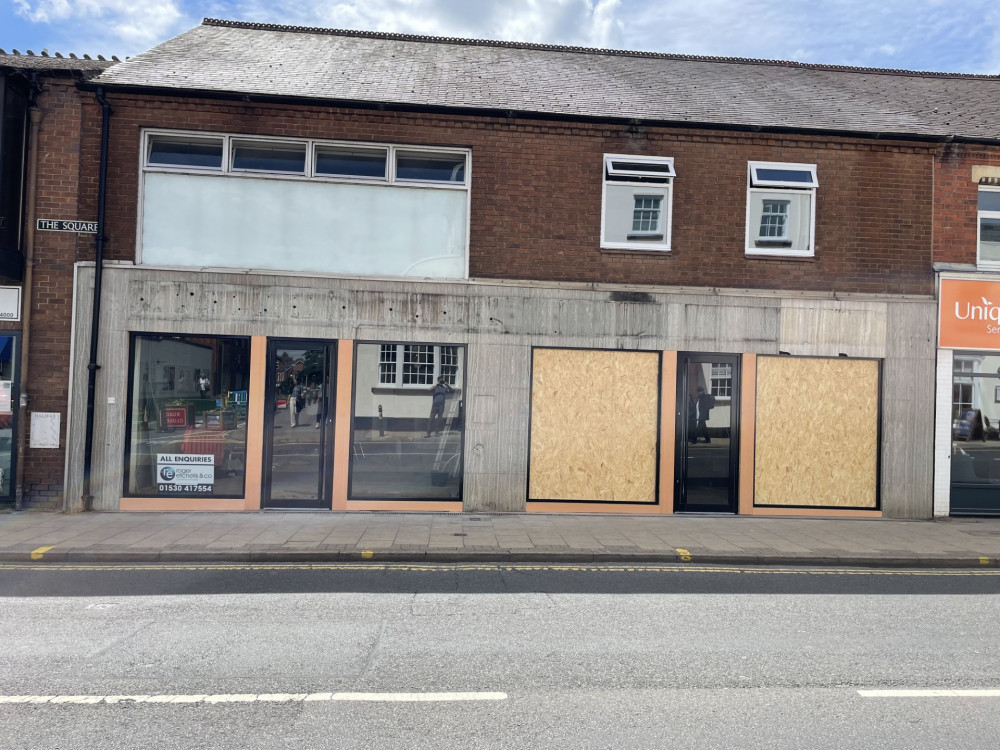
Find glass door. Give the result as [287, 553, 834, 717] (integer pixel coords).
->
[0, 333, 19, 502]
[674, 353, 740, 513]
[262, 339, 336, 509]
[949, 352, 1000, 515]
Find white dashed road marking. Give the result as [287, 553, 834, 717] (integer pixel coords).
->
[857, 689, 1000, 697]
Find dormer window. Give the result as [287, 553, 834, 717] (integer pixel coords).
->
[746, 161, 817, 257]
[601, 154, 674, 252]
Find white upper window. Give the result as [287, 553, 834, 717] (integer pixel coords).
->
[139, 129, 470, 280]
[978, 186, 1000, 268]
[746, 161, 817, 257]
[601, 154, 674, 252]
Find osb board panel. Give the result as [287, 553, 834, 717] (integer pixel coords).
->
[755, 357, 879, 508]
[529, 349, 660, 502]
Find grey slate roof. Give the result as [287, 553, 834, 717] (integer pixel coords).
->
[0, 51, 117, 74]
[94, 18, 1000, 141]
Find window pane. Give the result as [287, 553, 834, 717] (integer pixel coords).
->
[148, 137, 223, 169]
[315, 146, 387, 179]
[755, 168, 814, 184]
[981, 217, 1000, 262]
[603, 183, 669, 246]
[0, 336, 16, 498]
[759, 199, 789, 238]
[631, 195, 662, 233]
[748, 191, 811, 252]
[379, 344, 398, 385]
[396, 151, 466, 183]
[232, 142, 306, 173]
[351, 343, 465, 500]
[949, 355, 1000, 503]
[126, 335, 250, 497]
[403, 345, 435, 385]
[979, 190, 1000, 212]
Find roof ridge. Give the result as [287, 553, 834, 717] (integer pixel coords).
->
[201, 17, 1000, 80]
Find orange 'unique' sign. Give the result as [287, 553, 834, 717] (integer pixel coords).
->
[939, 278, 1000, 350]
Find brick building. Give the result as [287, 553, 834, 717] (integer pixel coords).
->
[0, 51, 114, 509]
[932, 140, 1000, 515]
[13, 19, 1000, 517]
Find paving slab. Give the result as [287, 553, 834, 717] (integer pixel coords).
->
[1, 510, 1000, 567]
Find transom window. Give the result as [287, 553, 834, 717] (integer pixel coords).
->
[378, 344, 460, 388]
[143, 131, 468, 188]
[746, 161, 817, 257]
[602, 154, 674, 252]
[978, 186, 1000, 268]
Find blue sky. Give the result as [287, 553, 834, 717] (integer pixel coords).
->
[3, 0, 1000, 74]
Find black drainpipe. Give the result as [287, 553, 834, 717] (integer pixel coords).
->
[81, 87, 111, 511]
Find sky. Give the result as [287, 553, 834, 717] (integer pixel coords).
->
[2, 0, 1000, 74]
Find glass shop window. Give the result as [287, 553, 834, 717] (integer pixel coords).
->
[350, 342, 465, 500]
[950, 353, 1000, 515]
[125, 334, 251, 498]
[0, 335, 17, 499]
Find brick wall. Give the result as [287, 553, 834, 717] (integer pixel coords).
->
[91, 93, 937, 296]
[0, 76, 96, 508]
[933, 141, 1000, 265]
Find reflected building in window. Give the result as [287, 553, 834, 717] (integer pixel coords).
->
[351, 342, 465, 500]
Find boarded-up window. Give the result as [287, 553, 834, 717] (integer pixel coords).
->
[528, 348, 660, 503]
[754, 356, 879, 508]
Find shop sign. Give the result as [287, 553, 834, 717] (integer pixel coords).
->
[0, 286, 21, 321]
[156, 453, 214, 494]
[938, 278, 1000, 350]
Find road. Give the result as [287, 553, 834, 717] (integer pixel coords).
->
[2, 563, 999, 749]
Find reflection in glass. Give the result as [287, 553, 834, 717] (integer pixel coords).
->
[683, 360, 733, 509]
[266, 345, 332, 504]
[351, 343, 464, 500]
[0, 336, 16, 498]
[126, 335, 250, 497]
[950, 354, 1000, 514]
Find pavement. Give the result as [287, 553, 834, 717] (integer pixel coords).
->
[2, 510, 1000, 567]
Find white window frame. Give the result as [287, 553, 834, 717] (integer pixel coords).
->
[601, 154, 674, 252]
[977, 186, 1000, 270]
[377, 344, 461, 389]
[746, 161, 817, 258]
[137, 129, 472, 278]
[141, 129, 469, 189]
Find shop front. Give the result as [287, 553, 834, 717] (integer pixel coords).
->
[65, 264, 936, 518]
[936, 276, 1000, 515]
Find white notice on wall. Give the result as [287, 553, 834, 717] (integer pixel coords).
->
[30, 412, 60, 448]
[0, 381, 11, 414]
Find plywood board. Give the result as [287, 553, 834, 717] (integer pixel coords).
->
[529, 348, 659, 502]
[755, 356, 879, 508]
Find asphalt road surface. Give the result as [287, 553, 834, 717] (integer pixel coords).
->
[2, 563, 999, 749]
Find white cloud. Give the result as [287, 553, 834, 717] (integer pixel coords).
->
[231, 0, 624, 48]
[7, 0, 1000, 72]
[14, 0, 191, 53]
[619, 0, 1000, 72]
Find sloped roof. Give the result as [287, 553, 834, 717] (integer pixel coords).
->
[1, 51, 117, 75]
[93, 18, 1000, 141]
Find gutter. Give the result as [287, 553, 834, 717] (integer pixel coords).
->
[80, 86, 111, 512]
[77, 81, 997, 147]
